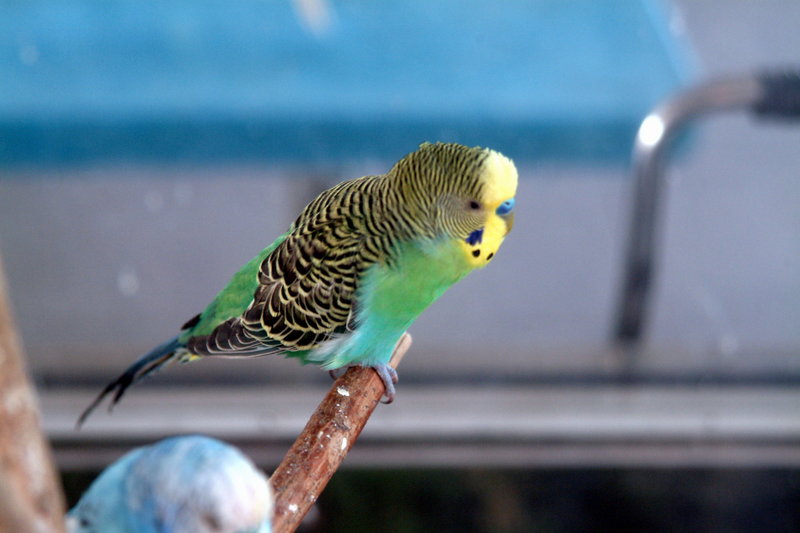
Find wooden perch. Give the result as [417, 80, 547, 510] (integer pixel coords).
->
[270, 332, 412, 533]
[0, 256, 66, 533]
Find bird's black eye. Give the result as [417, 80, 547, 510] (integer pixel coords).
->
[468, 200, 481, 210]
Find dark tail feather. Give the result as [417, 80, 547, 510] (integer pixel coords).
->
[76, 336, 182, 428]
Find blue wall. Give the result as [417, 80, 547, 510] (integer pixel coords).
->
[1, 0, 690, 166]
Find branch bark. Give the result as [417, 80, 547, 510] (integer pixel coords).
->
[270, 333, 412, 533]
[0, 255, 66, 533]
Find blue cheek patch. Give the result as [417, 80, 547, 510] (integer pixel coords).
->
[465, 227, 484, 246]
[496, 198, 515, 215]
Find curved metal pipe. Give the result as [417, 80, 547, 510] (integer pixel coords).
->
[614, 74, 771, 346]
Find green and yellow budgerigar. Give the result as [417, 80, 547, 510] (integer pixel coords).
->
[79, 142, 517, 425]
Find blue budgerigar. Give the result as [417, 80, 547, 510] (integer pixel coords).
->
[66, 435, 272, 533]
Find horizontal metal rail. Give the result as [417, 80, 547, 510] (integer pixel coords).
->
[44, 385, 800, 469]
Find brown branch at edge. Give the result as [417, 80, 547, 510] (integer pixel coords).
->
[270, 332, 412, 533]
[0, 254, 66, 533]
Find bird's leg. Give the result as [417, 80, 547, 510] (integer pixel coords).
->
[373, 332, 410, 403]
[329, 332, 408, 400]
[372, 364, 398, 404]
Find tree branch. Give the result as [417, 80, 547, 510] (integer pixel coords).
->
[270, 333, 412, 533]
[0, 255, 66, 533]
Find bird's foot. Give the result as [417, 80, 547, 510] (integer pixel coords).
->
[328, 368, 346, 380]
[372, 364, 398, 404]
[327, 364, 397, 403]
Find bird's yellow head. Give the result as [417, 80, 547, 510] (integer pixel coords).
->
[391, 142, 518, 268]
[460, 148, 518, 268]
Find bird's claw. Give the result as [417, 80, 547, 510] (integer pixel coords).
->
[326, 361, 399, 404]
[373, 364, 398, 404]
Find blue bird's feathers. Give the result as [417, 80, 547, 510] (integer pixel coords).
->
[66, 435, 272, 533]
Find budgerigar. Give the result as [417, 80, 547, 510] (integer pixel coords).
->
[66, 435, 273, 533]
[79, 142, 517, 424]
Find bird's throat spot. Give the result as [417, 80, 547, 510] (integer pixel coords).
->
[466, 228, 484, 246]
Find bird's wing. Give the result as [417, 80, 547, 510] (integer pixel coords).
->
[187, 218, 368, 358]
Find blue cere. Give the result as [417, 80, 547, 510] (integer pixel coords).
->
[496, 198, 515, 215]
[466, 227, 484, 246]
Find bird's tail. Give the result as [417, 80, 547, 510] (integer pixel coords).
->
[76, 336, 183, 428]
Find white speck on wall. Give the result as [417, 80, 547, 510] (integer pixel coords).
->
[292, 0, 335, 37]
[173, 183, 193, 206]
[143, 191, 164, 212]
[690, 283, 735, 349]
[336, 386, 350, 397]
[718, 334, 740, 357]
[340, 437, 347, 451]
[117, 266, 140, 297]
[288, 503, 298, 513]
[668, 2, 688, 36]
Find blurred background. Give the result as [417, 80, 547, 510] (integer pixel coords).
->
[1, 0, 798, 531]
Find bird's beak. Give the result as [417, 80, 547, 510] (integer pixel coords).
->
[501, 212, 514, 235]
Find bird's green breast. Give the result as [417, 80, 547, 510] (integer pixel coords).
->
[364, 237, 473, 324]
[307, 236, 473, 369]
